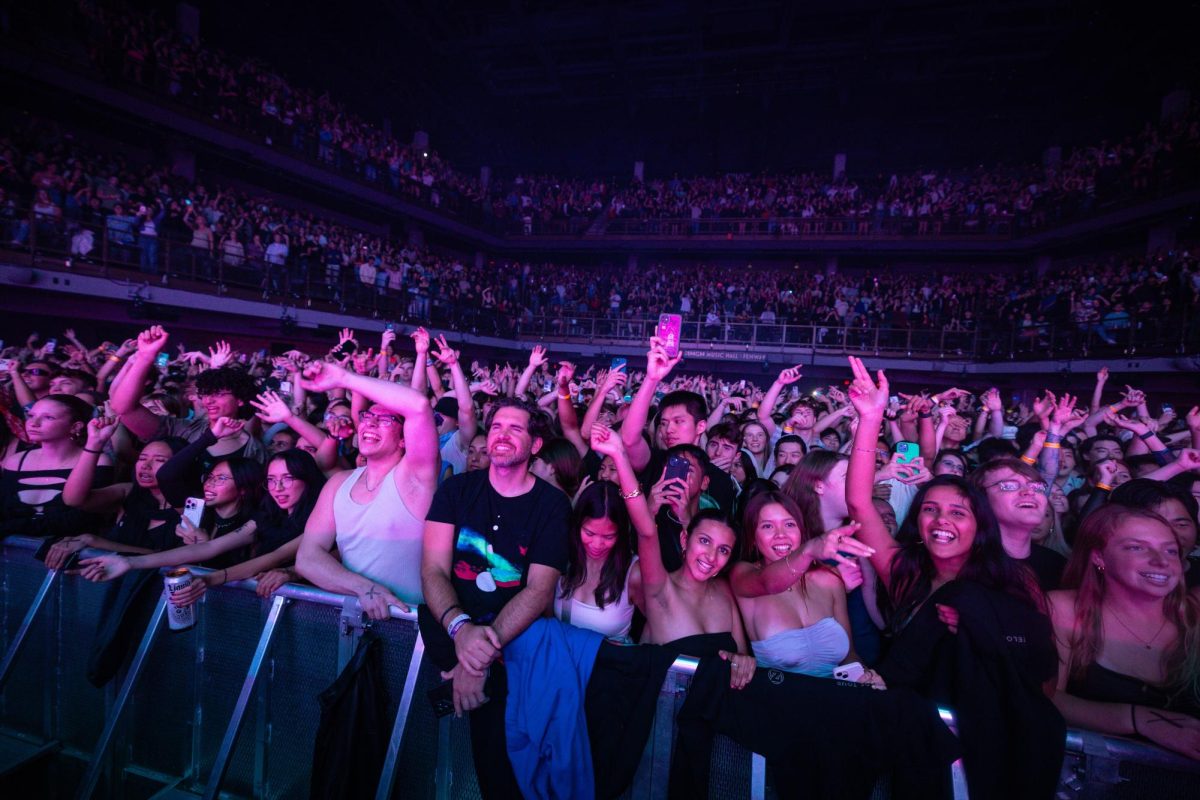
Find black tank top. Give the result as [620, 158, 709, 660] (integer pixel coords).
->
[1067, 662, 1198, 716]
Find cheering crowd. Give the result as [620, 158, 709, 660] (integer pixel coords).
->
[13, 1, 1184, 234]
[0, 318, 1197, 798]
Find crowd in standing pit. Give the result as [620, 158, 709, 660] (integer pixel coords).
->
[0, 319, 1198, 798]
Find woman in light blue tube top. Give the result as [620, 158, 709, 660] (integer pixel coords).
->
[729, 489, 885, 686]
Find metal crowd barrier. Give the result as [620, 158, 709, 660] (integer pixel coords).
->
[2, 535, 1197, 799]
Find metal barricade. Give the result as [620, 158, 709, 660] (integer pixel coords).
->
[3, 535, 1198, 799]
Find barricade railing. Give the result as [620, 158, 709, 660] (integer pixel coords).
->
[2, 535, 1198, 799]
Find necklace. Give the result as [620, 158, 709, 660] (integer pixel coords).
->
[1107, 607, 1169, 650]
[362, 470, 382, 493]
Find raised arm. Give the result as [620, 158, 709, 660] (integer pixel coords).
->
[554, 361, 587, 456]
[62, 417, 125, 511]
[845, 356, 900, 588]
[109, 326, 170, 440]
[432, 335, 477, 445]
[580, 367, 625, 440]
[249, 390, 337, 471]
[409, 327, 430, 395]
[621, 338, 681, 472]
[730, 519, 870, 598]
[301, 360, 439, 489]
[1088, 367, 1109, 415]
[514, 345, 549, 399]
[758, 366, 803, 438]
[981, 388, 1005, 438]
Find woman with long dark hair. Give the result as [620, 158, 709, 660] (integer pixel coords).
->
[80, 449, 326, 600]
[553, 480, 636, 640]
[1048, 503, 1200, 760]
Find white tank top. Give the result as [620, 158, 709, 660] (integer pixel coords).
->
[332, 466, 424, 606]
[553, 556, 637, 640]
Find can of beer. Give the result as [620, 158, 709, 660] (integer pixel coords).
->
[164, 568, 196, 631]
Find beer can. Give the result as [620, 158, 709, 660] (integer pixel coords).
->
[164, 568, 196, 631]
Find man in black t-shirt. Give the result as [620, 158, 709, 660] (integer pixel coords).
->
[421, 397, 570, 800]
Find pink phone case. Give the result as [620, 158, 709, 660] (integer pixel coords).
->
[657, 314, 682, 358]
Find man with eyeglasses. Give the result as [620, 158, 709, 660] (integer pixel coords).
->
[108, 326, 265, 466]
[294, 359, 440, 619]
[970, 456, 1066, 591]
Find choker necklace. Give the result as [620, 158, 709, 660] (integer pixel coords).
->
[1108, 608, 1169, 651]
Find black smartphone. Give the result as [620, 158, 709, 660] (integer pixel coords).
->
[427, 680, 456, 718]
[664, 454, 691, 485]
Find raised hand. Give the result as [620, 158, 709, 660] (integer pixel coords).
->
[207, 341, 233, 369]
[300, 360, 348, 393]
[556, 361, 576, 388]
[350, 347, 375, 374]
[338, 327, 357, 348]
[528, 345, 549, 369]
[802, 521, 874, 566]
[981, 387, 1003, 412]
[210, 416, 246, 439]
[250, 390, 292, 424]
[81, 417, 119, 452]
[410, 327, 430, 354]
[1119, 385, 1146, 408]
[646, 337, 682, 382]
[136, 326, 169, 356]
[1095, 366, 1109, 384]
[847, 356, 888, 417]
[589, 424, 626, 458]
[775, 365, 803, 385]
[432, 335, 459, 366]
[380, 328, 396, 353]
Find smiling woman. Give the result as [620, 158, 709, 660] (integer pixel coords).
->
[1048, 503, 1200, 761]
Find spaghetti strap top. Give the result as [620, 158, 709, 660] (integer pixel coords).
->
[332, 466, 425, 606]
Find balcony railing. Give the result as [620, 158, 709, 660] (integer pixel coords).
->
[601, 214, 1017, 239]
[3, 206, 1196, 360]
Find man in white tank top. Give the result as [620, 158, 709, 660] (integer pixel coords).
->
[294, 359, 440, 619]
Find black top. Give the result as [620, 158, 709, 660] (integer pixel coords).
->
[1020, 544, 1068, 592]
[106, 485, 180, 552]
[426, 469, 571, 622]
[1067, 662, 1199, 717]
[0, 448, 112, 538]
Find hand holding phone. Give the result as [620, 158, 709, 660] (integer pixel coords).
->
[656, 314, 683, 358]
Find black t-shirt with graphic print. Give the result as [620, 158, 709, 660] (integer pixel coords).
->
[426, 469, 571, 622]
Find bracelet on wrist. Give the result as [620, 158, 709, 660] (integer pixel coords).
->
[1042, 442, 1061, 449]
[918, 412, 932, 419]
[1020, 455, 1037, 465]
[621, 488, 642, 500]
[439, 605, 462, 626]
[1138, 430, 1155, 441]
[1095, 482, 1114, 492]
[1045, 433, 1063, 443]
[447, 614, 471, 638]
[1108, 405, 1120, 414]
[83, 447, 104, 454]
[558, 392, 571, 399]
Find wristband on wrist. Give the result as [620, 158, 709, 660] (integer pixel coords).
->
[1095, 482, 1114, 492]
[1108, 405, 1120, 414]
[1042, 442, 1061, 449]
[1138, 430, 1155, 441]
[621, 488, 642, 500]
[1045, 433, 1063, 443]
[558, 392, 571, 399]
[918, 412, 932, 419]
[1020, 456, 1037, 465]
[447, 614, 471, 638]
[83, 447, 104, 454]
[439, 605, 462, 626]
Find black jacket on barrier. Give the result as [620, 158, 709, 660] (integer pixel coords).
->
[878, 579, 1065, 800]
[310, 631, 391, 800]
[669, 658, 962, 800]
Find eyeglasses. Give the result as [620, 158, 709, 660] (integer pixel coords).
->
[359, 411, 401, 428]
[203, 473, 234, 486]
[324, 413, 352, 424]
[22, 368, 50, 377]
[265, 475, 297, 489]
[984, 479, 1048, 494]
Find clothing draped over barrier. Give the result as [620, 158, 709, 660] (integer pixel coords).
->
[1, 537, 1199, 800]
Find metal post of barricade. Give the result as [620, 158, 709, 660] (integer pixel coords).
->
[374, 631, 425, 800]
[750, 752, 766, 800]
[0, 568, 60, 692]
[200, 594, 288, 800]
[76, 592, 168, 800]
[434, 716, 452, 800]
[938, 706, 970, 800]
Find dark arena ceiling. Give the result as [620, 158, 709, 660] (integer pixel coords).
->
[188, 0, 1198, 176]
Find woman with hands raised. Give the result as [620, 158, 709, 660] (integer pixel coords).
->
[589, 424, 756, 689]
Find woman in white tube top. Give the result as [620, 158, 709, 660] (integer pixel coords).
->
[729, 489, 884, 685]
